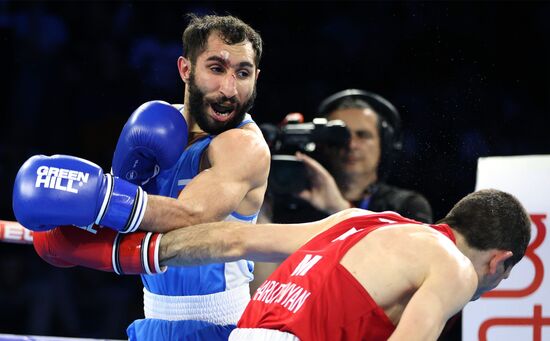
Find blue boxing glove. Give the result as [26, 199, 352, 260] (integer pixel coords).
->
[13, 154, 147, 233]
[112, 101, 187, 192]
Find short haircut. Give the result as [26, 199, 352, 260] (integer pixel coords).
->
[182, 14, 263, 67]
[329, 97, 374, 113]
[438, 189, 531, 268]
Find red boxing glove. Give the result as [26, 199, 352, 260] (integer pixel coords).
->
[32, 225, 165, 275]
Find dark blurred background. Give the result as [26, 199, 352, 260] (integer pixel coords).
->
[0, 1, 548, 339]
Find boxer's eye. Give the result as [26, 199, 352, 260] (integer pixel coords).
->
[237, 70, 251, 79]
[210, 66, 223, 73]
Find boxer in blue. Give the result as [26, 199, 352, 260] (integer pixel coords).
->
[14, 14, 270, 340]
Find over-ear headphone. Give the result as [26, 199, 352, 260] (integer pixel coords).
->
[318, 89, 403, 177]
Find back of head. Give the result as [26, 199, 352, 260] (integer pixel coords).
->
[182, 13, 263, 67]
[439, 189, 531, 268]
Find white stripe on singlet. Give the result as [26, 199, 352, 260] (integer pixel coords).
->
[143, 284, 251, 325]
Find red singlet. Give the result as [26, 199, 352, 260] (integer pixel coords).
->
[238, 212, 456, 341]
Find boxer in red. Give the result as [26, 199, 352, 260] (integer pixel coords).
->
[158, 189, 531, 340]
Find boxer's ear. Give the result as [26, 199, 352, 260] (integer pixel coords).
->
[488, 250, 513, 275]
[178, 56, 191, 84]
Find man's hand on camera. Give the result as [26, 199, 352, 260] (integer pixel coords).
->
[295, 152, 351, 214]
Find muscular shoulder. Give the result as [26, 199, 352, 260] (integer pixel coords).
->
[420, 229, 478, 295]
[329, 207, 375, 222]
[374, 226, 473, 285]
[207, 127, 271, 184]
[210, 127, 270, 162]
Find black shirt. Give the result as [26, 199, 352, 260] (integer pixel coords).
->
[270, 182, 433, 224]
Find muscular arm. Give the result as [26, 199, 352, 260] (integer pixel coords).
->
[159, 208, 370, 266]
[388, 247, 477, 341]
[159, 221, 317, 266]
[139, 128, 270, 232]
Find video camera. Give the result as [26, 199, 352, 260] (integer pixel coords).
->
[260, 114, 351, 195]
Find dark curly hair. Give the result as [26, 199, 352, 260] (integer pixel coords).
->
[182, 14, 263, 67]
[438, 189, 531, 269]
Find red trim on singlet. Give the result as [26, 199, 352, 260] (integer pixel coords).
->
[299, 211, 401, 251]
[431, 223, 456, 244]
[310, 211, 456, 247]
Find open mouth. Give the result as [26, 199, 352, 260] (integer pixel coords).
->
[346, 155, 360, 163]
[210, 102, 236, 122]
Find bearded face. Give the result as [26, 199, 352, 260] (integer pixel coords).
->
[187, 68, 257, 135]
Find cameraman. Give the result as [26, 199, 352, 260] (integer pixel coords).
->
[252, 89, 433, 294]
[268, 89, 433, 224]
